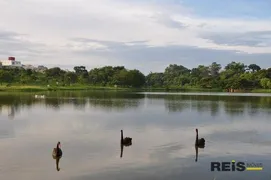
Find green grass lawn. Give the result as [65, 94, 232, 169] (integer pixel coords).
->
[0, 84, 131, 92]
[250, 89, 271, 93]
[0, 85, 47, 92]
[0, 84, 270, 93]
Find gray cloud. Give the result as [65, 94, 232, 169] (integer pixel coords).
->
[201, 31, 271, 47]
[2, 31, 271, 74]
[70, 38, 149, 50]
[151, 13, 188, 29]
[0, 30, 52, 62]
[1, 0, 271, 73]
[69, 38, 271, 74]
[0, 31, 20, 41]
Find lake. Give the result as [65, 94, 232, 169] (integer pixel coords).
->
[0, 91, 271, 180]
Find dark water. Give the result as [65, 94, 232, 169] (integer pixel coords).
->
[0, 91, 271, 180]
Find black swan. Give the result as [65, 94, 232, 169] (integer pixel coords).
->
[121, 130, 132, 146]
[195, 129, 205, 147]
[52, 142, 62, 171]
[52, 142, 62, 159]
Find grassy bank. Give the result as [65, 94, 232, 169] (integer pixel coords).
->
[0, 84, 269, 93]
[143, 87, 224, 92]
[0, 85, 132, 92]
[0, 85, 47, 92]
[0, 84, 224, 92]
[250, 89, 271, 93]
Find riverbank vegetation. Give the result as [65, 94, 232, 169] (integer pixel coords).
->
[0, 62, 270, 92]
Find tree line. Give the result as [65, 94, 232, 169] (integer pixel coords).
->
[0, 62, 271, 90]
[147, 62, 271, 90]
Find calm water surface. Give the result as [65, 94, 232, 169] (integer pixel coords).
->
[0, 91, 271, 180]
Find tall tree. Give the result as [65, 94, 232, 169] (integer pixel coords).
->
[164, 64, 190, 86]
[146, 72, 164, 87]
[209, 62, 221, 77]
[225, 62, 246, 73]
[0, 70, 13, 84]
[74, 66, 88, 74]
[248, 64, 261, 72]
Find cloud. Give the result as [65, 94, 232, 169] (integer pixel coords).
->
[0, 0, 271, 72]
[0, 30, 22, 40]
[67, 38, 271, 73]
[0, 30, 50, 60]
[201, 31, 271, 47]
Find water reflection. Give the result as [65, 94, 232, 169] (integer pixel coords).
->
[1, 92, 271, 119]
[120, 143, 132, 158]
[0, 92, 271, 180]
[55, 157, 61, 171]
[195, 146, 198, 162]
[89, 99, 141, 111]
[0, 104, 22, 120]
[160, 94, 271, 117]
[0, 91, 145, 118]
[7, 105, 17, 120]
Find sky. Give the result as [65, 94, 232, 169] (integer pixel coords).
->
[0, 0, 271, 74]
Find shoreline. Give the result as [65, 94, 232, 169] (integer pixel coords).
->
[0, 85, 270, 93]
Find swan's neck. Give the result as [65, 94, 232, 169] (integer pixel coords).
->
[195, 132, 198, 144]
[121, 131, 123, 142]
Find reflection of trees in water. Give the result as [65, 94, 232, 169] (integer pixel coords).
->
[45, 98, 63, 110]
[163, 96, 190, 113]
[210, 101, 219, 117]
[0, 104, 18, 120]
[45, 91, 143, 111]
[165, 100, 220, 117]
[0, 91, 145, 117]
[49, 91, 145, 99]
[223, 102, 245, 117]
[165, 101, 189, 113]
[70, 98, 87, 110]
[7, 105, 16, 120]
[88, 99, 141, 111]
[191, 101, 215, 113]
[246, 97, 271, 116]
[0, 94, 35, 119]
[45, 91, 144, 110]
[1, 92, 271, 118]
[159, 94, 271, 117]
[163, 95, 220, 116]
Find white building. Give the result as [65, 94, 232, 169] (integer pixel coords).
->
[0, 57, 22, 67]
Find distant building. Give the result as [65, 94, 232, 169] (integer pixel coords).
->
[0, 57, 49, 73]
[0, 57, 22, 68]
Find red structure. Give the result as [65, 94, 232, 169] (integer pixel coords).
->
[8, 57, 15, 61]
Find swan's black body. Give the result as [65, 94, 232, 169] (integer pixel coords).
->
[121, 130, 132, 146]
[195, 129, 205, 148]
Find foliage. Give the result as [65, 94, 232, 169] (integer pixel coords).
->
[0, 62, 270, 90]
